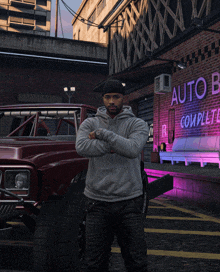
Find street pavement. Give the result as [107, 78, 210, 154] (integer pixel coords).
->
[110, 197, 220, 272]
[1, 197, 220, 271]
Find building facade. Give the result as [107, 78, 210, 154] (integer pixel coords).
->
[72, 0, 122, 43]
[75, 0, 220, 208]
[0, 0, 51, 36]
[104, 0, 220, 154]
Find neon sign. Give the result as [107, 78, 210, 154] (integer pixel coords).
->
[171, 77, 209, 105]
[180, 109, 220, 128]
[171, 72, 220, 128]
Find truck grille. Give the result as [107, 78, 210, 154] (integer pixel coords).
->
[0, 202, 17, 216]
[0, 188, 24, 220]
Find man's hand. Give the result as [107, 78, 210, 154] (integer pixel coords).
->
[89, 131, 96, 139]
[89, 129, 114, 153]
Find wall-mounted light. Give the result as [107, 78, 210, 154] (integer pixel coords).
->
[192, 17, 220, 34]
[176, 61, 187, 70]
[146, 51, 186, 70]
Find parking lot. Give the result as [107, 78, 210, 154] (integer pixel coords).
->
[1, 197, 220, 271]
[111, 197, 220, 272]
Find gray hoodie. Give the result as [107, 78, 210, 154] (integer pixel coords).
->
[76, 105, 149, 202]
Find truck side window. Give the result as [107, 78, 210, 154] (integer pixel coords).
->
[86, 110, 96, 118]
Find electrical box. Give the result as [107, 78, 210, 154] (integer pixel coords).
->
[154, 74, 171, 94]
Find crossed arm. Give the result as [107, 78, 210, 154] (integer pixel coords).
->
[76, 118, 149, 159]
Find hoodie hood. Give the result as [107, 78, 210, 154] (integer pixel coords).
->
[96, 105, 135, 121]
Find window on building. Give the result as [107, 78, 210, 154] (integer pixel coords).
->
[137, 96, 153, 141]
[168, 109, 175, 144]
[9, 11, 34, 20]
[0, 9, 7, 20]
[35, 15, 46, 26]
[10, 0, 36, 9]
[87, 10, 96, 30]
[8, 11, 35, 28]
[137, 95, 154, 162]
[37, 0, 47, 6]
[97, 0, 106, 16]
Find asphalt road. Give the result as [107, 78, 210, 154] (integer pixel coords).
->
[111, 197, 220, 271]
[0, 197, 220, 271]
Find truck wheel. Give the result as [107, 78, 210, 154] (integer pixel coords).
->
[33, 172, 86, 272]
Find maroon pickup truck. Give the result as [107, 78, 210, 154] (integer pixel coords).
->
[0, 103, 97, 271]
[0, 103, 173, 271]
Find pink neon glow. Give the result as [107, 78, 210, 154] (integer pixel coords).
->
[155, 71, 220, 153]
[144, 168, 219, 203]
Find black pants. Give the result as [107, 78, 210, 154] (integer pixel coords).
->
[81, 196, 148, 272]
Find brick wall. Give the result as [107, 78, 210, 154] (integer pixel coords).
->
[151, 21, 220, 152]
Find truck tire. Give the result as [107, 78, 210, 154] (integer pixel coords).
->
[33, 171, 86, 272]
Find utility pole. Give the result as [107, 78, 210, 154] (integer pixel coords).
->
[55, 0, 59, 37]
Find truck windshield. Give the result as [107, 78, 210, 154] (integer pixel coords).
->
[0, 110, 80, 139]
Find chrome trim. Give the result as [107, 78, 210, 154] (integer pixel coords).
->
[0, 200, 35, 204]
[0, 188, 23, 201]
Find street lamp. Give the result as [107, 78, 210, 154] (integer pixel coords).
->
[64, 87, 76, 103]
[63, 87, 75, 135]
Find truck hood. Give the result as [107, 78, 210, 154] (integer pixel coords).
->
[0, 137, 77, 167]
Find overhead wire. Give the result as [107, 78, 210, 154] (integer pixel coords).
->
[58, 1, 64, 38]
[60, 0, 100, 28]
[60, 0, 124, 33]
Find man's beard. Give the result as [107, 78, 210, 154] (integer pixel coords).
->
[106, 105, 122, 116]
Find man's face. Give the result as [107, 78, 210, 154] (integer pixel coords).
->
[103, 93, 124, 116]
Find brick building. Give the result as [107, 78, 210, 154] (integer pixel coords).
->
[72, 0, 120, 43]
[0, 0, 51, 36]
[83, 0, 220, 158]
[74, 0, 220, 208]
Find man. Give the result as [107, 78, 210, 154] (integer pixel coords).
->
[76, 79, 149, 272]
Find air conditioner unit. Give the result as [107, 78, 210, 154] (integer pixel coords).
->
[154, 74, 171, 94]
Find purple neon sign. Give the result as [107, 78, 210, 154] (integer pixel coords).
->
[171, 72, 220, 129]
[171, 77, 207, 105]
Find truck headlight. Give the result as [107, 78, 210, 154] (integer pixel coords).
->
[5, 170, 30, 195]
